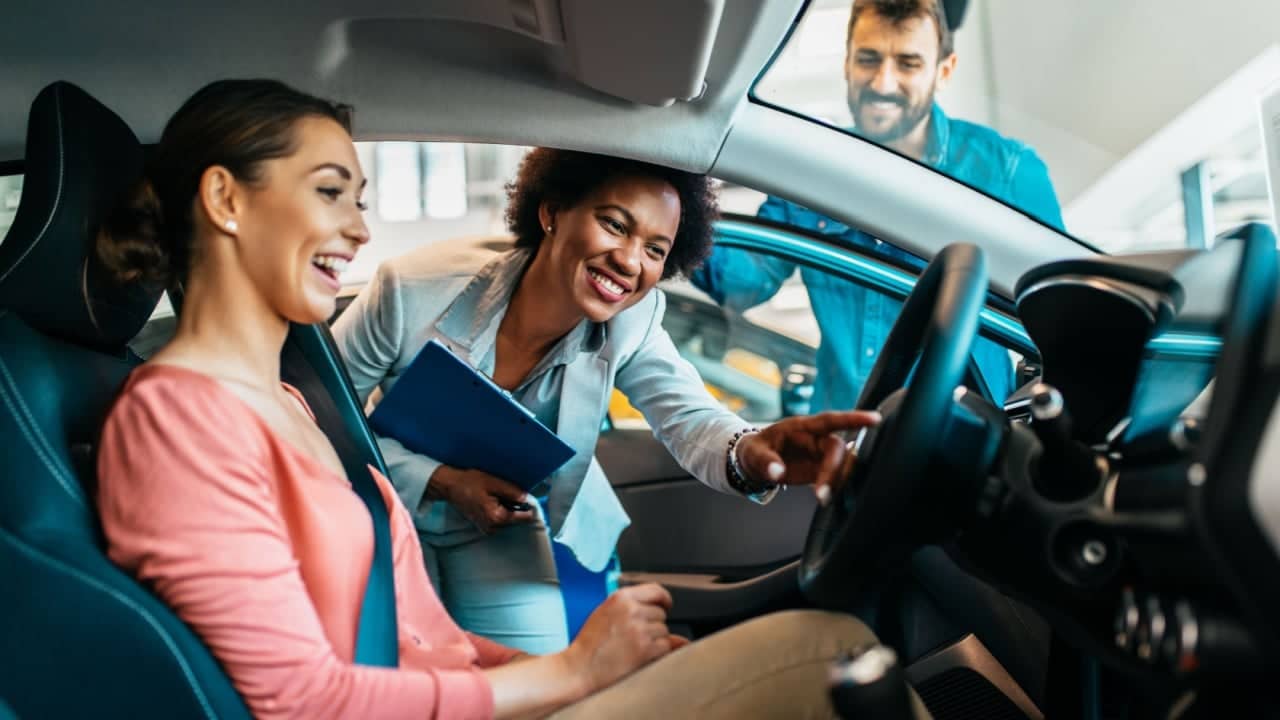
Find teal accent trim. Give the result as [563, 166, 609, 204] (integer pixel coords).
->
[1147, 332, 1223, 358]
[711, 220, 1223, 363]
[713, 219, 1035, 354]
[980, 311, 1033, 352]
[716, 219, 911, 295]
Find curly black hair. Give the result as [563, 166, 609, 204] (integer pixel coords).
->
[504, 148, 719, 280]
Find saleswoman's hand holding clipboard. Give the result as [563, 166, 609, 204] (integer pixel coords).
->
[425, 465, 536, 533]
[369, 339, 574, 532]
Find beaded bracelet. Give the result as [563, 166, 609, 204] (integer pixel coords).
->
[726, 427, 777, 496]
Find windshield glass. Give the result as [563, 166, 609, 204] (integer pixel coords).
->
[754, 0, 1280, 254]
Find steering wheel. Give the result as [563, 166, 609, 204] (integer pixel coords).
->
[800, 242, 991, 607]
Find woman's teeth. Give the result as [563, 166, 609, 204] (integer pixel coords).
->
[589, 268, 625, 295]
[312, 255, 349, 274]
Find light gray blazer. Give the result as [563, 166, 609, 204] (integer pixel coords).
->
[332, 235, 756, 571]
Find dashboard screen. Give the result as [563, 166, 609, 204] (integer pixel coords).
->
[1124, 350, 1216, 441]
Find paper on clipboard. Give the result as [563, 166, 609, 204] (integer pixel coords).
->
[1261, 80, 1280, 231]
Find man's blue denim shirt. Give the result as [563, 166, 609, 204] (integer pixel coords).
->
[692, 103, 1064, 411]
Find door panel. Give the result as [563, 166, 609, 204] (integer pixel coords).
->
[600, 428, 814, 627]
[602, 428, 817, 576]
[617, 562, 803, 625]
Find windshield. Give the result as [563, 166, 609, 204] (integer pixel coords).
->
[754, 0, 1280, 254]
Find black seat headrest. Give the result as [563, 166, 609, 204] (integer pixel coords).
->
[0, 82, 161, 351]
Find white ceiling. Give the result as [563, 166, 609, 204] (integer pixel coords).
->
[753, 0, 1280, 247]
[986, 0, 1280, 202]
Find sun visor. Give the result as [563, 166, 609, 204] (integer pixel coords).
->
[317, 0, 724, 107]
[559, 0, 724, 106]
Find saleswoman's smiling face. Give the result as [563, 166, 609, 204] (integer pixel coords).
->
[538, 174, 680, 323]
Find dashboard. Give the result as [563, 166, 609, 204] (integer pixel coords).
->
[951, 223, 1280, 708]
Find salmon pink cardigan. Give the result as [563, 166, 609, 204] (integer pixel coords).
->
[98, 364, 519, 719]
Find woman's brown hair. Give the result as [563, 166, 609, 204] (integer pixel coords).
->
[96, 79, 353, 286]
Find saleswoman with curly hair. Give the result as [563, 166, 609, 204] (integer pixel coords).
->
[333, 148, 881, 653]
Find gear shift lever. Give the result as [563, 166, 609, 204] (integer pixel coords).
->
[828, 644, 915, 719]
[1029, 383, 1104, 501]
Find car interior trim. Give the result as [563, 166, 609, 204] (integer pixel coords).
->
[0, 0, 803, 172]
[904, 632, 1043, 720]
[1147, 333, 1224, 357]
[559, 0, 725, 106]
[1017, 275, 1174, 326]
[619, 559, 802, 622]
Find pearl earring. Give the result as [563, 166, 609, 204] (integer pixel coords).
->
[224, 219, 238, 232]
[546, 225, 554, 233]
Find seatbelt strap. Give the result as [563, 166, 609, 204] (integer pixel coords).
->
[281, 325, 400, 667]
[346, 454, 400, 667]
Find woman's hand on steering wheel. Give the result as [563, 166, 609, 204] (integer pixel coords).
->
[736, 411, 882, 502]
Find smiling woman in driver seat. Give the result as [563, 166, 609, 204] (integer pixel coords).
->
[333, 148, 886, 656]
[95, 79, 913, 719]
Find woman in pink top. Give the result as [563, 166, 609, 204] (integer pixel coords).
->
[95, 80, 922, 719]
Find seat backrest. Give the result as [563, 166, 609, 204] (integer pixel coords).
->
[0, 82, 250, 719]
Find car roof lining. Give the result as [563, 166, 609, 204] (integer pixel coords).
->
[0, 0, 803, 169]
[1, 0, 1096, 293]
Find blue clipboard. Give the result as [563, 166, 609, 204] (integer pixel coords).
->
[368, 339, 576, 492]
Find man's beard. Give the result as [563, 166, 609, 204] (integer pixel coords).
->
[848, 86, 934, 144]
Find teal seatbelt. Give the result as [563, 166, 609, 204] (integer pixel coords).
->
[282, 323, 400, 668]
[346, 455, 399, 667]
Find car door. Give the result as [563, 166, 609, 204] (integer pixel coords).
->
[603, 212, 1037, 631]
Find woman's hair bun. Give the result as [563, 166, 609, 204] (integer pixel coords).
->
[95, 178, 170, 286]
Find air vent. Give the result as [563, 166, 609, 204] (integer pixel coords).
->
[915, 667, 1029, 720]
[905, 633, 1042, 719]
[1005, 397, 1033, 425]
